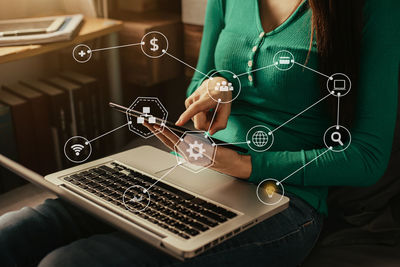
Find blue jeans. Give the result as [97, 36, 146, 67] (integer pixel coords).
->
[0, 192, 323, 267]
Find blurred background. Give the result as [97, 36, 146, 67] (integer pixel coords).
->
[0, 0, 207, 205]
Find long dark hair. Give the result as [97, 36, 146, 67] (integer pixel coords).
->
[308, 0, 364, 126]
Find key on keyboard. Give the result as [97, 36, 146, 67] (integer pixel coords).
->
[63, 162, 238, 239]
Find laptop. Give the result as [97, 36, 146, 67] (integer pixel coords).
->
[0, 121, 289, 261]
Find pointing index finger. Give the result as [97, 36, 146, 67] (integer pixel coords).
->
[176, 98, 210, 126]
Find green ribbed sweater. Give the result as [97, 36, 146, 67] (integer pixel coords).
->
[186, 0, 400, 215]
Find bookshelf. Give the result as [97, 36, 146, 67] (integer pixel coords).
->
[0, 17, 125, 147]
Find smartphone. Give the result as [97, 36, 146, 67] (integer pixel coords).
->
[109, 102, 248, 154]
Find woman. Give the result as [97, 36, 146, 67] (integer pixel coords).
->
[1, 0, 398, 266]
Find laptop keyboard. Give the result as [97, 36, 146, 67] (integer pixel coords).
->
[63, 162, 238, 240]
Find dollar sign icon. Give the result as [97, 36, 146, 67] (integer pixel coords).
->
[150, 37, 159, 51]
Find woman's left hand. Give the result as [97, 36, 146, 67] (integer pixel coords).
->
[143, 123, 252, 179]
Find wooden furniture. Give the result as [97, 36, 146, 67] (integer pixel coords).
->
[183, 24, 203, 77]
[0, 18, 123, 64]
[0, 17, 125, 146]
[118, 12, 183, 86]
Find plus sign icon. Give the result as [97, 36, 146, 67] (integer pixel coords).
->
[73, 44, 92, 63]
[78, 50, 86, 57]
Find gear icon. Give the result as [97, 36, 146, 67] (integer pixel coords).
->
[186, 141, 206, 160]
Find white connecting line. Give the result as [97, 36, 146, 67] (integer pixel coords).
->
[84, 42, 211, 81]
[85, 122, 132, 144]
[145, 163, 181, 192]
[278, 147, 332, 184]
[74, 37, 351, 204]
[293, 61, 333, 80]
[214, 141, 250, 146]
[235, 63, 277, 78]
[336, 93, 341, 128]
[207, 100, 221, 134]
[222, 59, 335, 136]
[269, 93, 332, 135]
[89, 42, 144, 53]
[162, 50, 211, 79]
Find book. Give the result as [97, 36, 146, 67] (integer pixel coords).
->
[0, 89, 37, 172]
[3, 83, 56, 174]
[0, 103, 25, 192]
[0, 104, 17, 160]
[59, 71, 102, 157]
[44, 77, 88, 139]
[21, 79, 71, 169]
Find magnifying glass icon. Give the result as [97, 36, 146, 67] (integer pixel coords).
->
[331, 131, 344, 146]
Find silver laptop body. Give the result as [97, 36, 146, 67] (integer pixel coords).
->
[3, 145, 289, 260]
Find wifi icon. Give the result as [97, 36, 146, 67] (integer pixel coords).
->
[71, 144, 84, 156]
[64, 136, 92, 163]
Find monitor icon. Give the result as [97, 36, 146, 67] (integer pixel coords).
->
[334, 79, 346, 91]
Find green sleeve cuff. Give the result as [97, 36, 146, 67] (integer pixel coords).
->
[248, 152, 264, 184]
[248, 151, 305, 185]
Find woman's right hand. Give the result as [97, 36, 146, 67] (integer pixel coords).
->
[175, 77, 232, 135]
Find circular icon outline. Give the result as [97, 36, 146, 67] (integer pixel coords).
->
[206, 70, 242, 104]
[323, 125, 352, 152]
[140, 31, 169, 58]
[256, 178, 285, 206]
[246, 125, 274, 152]
[72, 44, 92, 63]
[63, 136, 92, 163]
[122, 185, 151, 212]
[273, 50, 295, 71]
[326, 73, 352, 97]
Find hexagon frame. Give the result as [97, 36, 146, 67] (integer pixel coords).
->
[174, 131, 217, 173]
[126, 97, 168, 139]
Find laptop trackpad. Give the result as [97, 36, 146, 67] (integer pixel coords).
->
[162, 166, 233, 194]
[113, 146, 235, 194]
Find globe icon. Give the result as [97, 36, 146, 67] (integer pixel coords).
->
[252, 131, 269, 147]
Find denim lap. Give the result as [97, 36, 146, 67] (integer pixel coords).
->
[0, 194, 322, 267]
